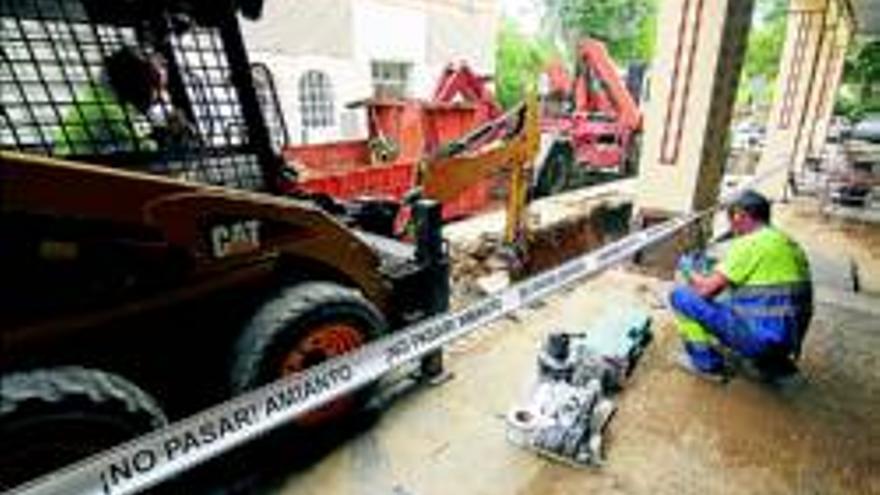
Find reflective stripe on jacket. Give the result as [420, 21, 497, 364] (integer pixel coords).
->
[726, 282, 813, 352]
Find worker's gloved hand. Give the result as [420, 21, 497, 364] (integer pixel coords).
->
[677, 252, 715, 283]
[677, 253, 698, 283]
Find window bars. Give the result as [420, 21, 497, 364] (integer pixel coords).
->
[298, 69, 334, 129]
[1, 0, 272, 191]
[370, 60, 410, 99]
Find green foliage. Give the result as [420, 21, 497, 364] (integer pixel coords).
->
[737, 0, 787, 107]
[632, 2, 657, 62]
[495, 0, 657, 108]
[834, 86, 860, 120]
[835, 84, 880, 121]
[495, 20, 556, 108]
[844, 39, 880, 86]
[836, 39, 880, 120]
[844, 39, 880, 89]
[543, 0, 658, 62]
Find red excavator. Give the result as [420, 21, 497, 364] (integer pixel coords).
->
[533, 38, 643, 197]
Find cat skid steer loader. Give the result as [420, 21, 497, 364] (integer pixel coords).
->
[0, 0, 448, 488]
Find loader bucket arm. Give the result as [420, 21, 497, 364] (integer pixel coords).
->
[577, 39, 642, 131]
[420, 95, 539, 204]
[420, 94, 539, 245]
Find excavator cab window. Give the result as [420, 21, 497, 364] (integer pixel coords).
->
[1, 0, 279, 191]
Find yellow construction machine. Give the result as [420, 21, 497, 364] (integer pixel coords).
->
[418, 93, 541, 251]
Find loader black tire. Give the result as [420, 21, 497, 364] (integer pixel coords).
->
[534, 142, 573, 198]
[0, 367, 167, 490]
[230, 282, 386, 425]
[623, 134, 642, 177]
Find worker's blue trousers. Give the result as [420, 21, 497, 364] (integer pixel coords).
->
[669, 286, 792, 372]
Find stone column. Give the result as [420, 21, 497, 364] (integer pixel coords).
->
[755, 0, 831, 199]
[635, 0, 755, 218]
[807, 6, 853, 157]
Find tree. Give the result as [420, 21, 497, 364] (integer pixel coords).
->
[837, 39, 880, 119]
[495, 0, 656, 109]
[496, 20, 556, 108]
[542, 0, 658, 63]
[737, 0, 787, 112]
[847, 40, 880, 99]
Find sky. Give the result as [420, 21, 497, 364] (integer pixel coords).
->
[500, 0, 543, 35]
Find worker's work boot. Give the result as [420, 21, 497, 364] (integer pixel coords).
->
[751, 354, 804, 390]
[763, 371, 807, 393]
[674, 353, 728, 383]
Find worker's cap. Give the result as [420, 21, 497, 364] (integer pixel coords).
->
[727, 189, 771, 221]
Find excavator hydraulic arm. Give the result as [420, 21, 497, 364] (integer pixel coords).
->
[576, 39, 642, 131]
[419, 93, 540, 245]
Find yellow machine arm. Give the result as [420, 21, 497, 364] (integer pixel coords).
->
[419, 93, 540, 245]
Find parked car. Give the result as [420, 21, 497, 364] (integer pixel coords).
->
[731, 121, 766, 150]
[826, 116, 852, 143]
[850, 113, 880, 143]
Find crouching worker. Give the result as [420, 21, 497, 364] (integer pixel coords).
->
[669, 190, 813, 383]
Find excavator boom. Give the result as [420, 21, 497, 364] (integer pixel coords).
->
[535, 37, 643, 189]
[576, 39, 642, 131]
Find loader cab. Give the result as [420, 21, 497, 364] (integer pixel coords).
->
[0, 0, 282, 191]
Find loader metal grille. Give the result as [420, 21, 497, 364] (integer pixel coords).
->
[0, 0, 270, 190]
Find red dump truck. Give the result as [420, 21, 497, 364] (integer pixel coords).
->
[281, 64, 504, 222]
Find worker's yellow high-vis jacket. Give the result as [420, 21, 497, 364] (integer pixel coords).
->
[718, 226, 813, 353]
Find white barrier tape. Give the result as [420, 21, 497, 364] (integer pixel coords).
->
[7, 166, 786, 495]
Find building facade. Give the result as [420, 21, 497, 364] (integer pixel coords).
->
[240, 0, 499, 144]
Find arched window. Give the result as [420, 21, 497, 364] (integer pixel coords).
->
[298, 70, 334, 129]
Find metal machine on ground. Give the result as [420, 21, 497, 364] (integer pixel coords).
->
[535, 39, 643, 197]
[0, 0, 449, 488]
[506, 308, 652, 466]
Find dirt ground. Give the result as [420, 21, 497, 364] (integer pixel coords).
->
[269, 197, 879, 495]
[775, 198, 880, 294]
